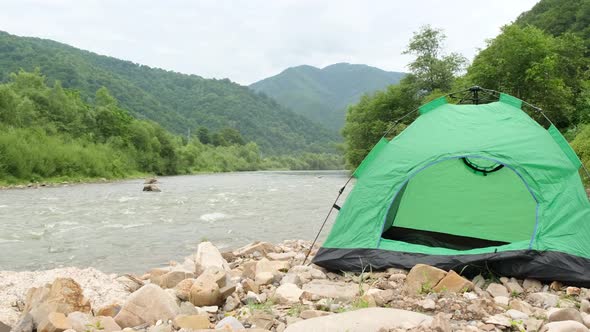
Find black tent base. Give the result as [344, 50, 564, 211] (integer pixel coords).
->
[313, 247, 590, 287]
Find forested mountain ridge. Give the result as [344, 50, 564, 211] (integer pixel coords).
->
[250, 63, 405, 131]
[515, 0, 590, 39]
[0, 31, 339, 153]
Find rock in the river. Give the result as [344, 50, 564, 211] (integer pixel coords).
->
[284, 308, 432, 332]
[114, 285, 179, 328]
[142, 184, 161, 192]
[404, 264, 447, 295]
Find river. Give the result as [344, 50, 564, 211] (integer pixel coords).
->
[0, 171, 353, 274]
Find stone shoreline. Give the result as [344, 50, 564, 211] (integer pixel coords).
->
[1, 240, 590, 332]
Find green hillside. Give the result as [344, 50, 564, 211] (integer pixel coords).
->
[516, 0, 590, 39]
[0, 31, 339, 154]
[249, 63, 405, 131]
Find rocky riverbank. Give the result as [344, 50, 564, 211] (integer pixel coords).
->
[2, 240, 590, 332]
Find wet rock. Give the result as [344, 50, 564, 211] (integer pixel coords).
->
[284, 308, 432, 332]
[404, 264, 447, 295]
[548, 308, 583, 324]
[486, 283, 509, 298]
[114, 284, 180, 328]
[302, 280, 360, 300]
[142, 184, 161, 192]
[432, 270, 473, 293]
[37, 313, 71, 332]
[171, 314, 209, 330]
[541, 320, 588, 332]
[274, 284, 303, 305]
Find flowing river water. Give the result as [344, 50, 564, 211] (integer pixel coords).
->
[0, 171, 353, 274]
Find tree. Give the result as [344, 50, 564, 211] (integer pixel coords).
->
[403, 25, 467, 94]
[466, 25, 587, 128]
[197, 126, 211, 144]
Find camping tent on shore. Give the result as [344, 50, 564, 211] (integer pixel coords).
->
[313, 87, 590, 286]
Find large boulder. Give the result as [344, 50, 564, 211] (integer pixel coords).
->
[114, 284, 179, 328]
[193, 242, 230, 275]
[541, 321, 589, 332]
[19, 278, 91, 329]
[158, 271, 194, 289]
[404, 264, 447, 295]
[284, 308, 432, 332]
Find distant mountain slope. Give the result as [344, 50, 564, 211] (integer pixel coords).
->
[0, 31, 339, 153]
[250, 63, 405, 131]
[515, 0, 590, 39]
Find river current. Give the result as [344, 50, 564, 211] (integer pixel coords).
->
[0, 171, 352, 273]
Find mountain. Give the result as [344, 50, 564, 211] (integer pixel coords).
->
[515, 0, 590, 40]
[249, 63, 405, 131]
[0, 31, 339, 153]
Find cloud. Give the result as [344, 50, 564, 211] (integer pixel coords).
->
[0, 0, 539, 84]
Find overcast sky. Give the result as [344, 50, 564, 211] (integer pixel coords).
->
[0, 0, 539, 85]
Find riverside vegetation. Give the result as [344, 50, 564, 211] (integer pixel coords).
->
[0, 70, 343, 185]
[2, 240, 590, 332]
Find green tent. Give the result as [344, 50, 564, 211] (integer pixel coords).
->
[313, 90, 590, 285]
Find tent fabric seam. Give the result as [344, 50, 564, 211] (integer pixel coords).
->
[376, 155, 540, 250]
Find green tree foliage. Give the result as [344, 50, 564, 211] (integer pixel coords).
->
[0, 70, 343, 184]
[402, 25, 467, 94]
[342, 26, 460, 168]
[0, 31, 339, 154]
[516, 0, 590, 41]
[466, 25, 588, 128]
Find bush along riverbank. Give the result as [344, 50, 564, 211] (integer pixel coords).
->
[2, 241, 590, 332]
